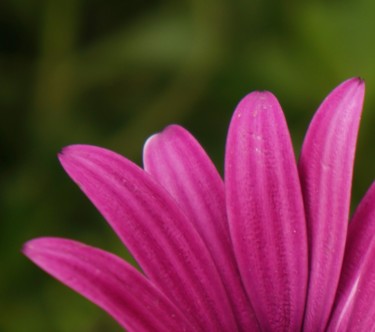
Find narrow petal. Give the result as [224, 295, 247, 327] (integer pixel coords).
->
[23, 237, 195, 332]
[225, 91, 308, 331]
[143, 125, 259, 330]
[328, 182, 375, 331]
[298, 78, 365, 331]
[58, 145, 237, 331]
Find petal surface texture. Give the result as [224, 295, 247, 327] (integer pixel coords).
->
[225, 91, 308, 331]
[58, 145, 237, 331]
[143, 124, 259, 330]
[23, 238, 196, 332]
[328, 182, 375, 331]
[298, 78, 365, 331]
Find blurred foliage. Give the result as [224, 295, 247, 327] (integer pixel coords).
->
[1, 0, 375, 331]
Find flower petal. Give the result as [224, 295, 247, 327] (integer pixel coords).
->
[23, 237, 195, 332]
[143, 125, 259, 330]
[225, 91, 308, 330]
[58, 145, 237, 331]
[298, 78, 365, 331]
[327, 182, 375, 331]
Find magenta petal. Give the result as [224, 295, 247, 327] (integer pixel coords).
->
[143, 125, 259, 330]
[58, 145, 237, 331]
[298, 78, 365, 331]
[225, 92, 308, 330]
[327, 182, 375, 330]
[23, 237, 196, 332]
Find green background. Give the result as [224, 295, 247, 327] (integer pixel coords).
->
[1, 0, 375, 331]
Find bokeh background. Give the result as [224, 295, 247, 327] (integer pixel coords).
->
[2, 0, 375, 331]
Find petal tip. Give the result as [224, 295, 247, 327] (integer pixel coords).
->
[58, 144, 102, 168]
[143, 133, 160, 156]
[230, 90, 283, 126]
[342, 77, 366, 94]
[241, 90, 277, 102]
[57, 146, 70, 162]
[156, 124, 185, 138]
[345, 77, 366, 106]
[59, 144, 89, 156]
[351, 76, 365, 85]
[58, 145, 80, 162]
[22, 237, 46, 260]
[22, 240, 33, 257]
[143, 125, 186, 157]
[236, 90, 279, 113]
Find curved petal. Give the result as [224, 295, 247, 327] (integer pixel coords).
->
[23, 237, 196, 332]
[143, 125, 258, 330]
[225, 91, 308, 331]
[328, 182, 375, 331]
[58, 145, 237, 331]
[298, 78, 365, 331]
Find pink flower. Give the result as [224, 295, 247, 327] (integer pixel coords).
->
[24, 78, 375, 331]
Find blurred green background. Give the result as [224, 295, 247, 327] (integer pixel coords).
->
[1, 0, 375, 331]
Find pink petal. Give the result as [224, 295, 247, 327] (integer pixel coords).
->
[23, 237, 196, 332]
[327, 182, 375, 331]
[143, 125, 259, 330]
[58, 145, 237, 331]
[298, 78, 365, 331]
[225, 91, 308, 330]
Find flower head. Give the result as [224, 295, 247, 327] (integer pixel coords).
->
[24, 78, 374, 331]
